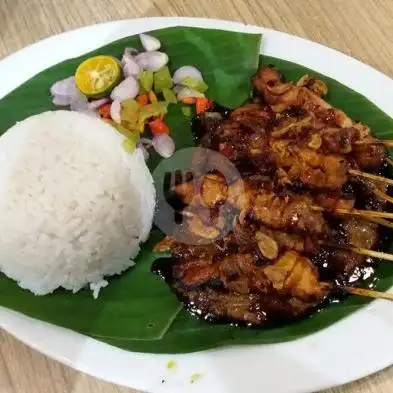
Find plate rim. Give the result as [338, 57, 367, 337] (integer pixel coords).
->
[1, 16, 393, 393]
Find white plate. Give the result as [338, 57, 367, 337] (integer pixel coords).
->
[1, 17, 393, 393]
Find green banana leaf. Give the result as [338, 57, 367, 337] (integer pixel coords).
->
[0, 26, 262, 344]
[1, 27, 393, 354]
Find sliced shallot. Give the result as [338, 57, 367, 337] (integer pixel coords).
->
[110, 76, 140, 102]
[110, 100, 122, 124]
[139, 33, 161, 51]
[135, 51, 169, 72]
[50, 76, 78, 97]
[172, 66, 203, 84]
[152, 134, 175, 158]
[52, 95, 72, 106]
[70, 93, 89, 111]
[69, 94, 98, 117]
[121, 53, 141, 77]
[124, 47, 139, 56]
[88, 98, 110, 110]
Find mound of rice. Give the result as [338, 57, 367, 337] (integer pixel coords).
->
[0, 110, 156, 297]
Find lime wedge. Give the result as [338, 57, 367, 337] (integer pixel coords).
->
[75, 55, 122, 98]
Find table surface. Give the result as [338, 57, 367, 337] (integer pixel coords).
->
[1, 0, 393, 392]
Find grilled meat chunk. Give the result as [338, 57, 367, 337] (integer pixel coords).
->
[155, 250, 329, 326]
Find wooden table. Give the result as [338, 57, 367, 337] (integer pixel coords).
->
[1, 0, 393, 392]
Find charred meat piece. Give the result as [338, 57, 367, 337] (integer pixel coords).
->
[184, 288, 268, 325]
[332, 217, 380, 277]
[200, 173, 228, 207]
[263, 251, 329, 301]
[271, 114, 314, 139]
[173, 255, 218, 287]
[319, 127, 360, 154]
[182, 287, 326, 326]
[175, 176, 327, 234]
[296, 75, 328, 97]
[313, 191, 355, 211]
[172, 173, 229, 208]
[253, 66, 353, 127]
[186, 213, 222, 240]
[217, 121, 273, 173]
[256, 225, 319, 254]
[229, 103, 271, 124]
[196, 68, 386, 188]
[350, 123, 386, 170]
[156, 250, 330, 326]
[315, 127, 386, 169]
[251, 192, 327, 234]
[352, 144, 386, 170]
[270, 141, 350, 189]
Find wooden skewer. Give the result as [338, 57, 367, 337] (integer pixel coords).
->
[311, 205, 393, 220]
[322, 241, 393, 262]
[371, 186, 393, 204]
[349, 169, 393, 186]
[354, 139, 393, 147]
[321, 280, 393, 301]
[337, 208, 393, 220]
[365, 217, 393, 230]
[350, 247, 393, 262]
[321, 281, 393, 301]
[341, 286, 393, 301]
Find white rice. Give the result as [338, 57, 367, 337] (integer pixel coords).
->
[0, 110, 156, 296]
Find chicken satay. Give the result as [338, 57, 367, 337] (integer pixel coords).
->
[270, 112, 315, 139]
[270, 140, 349, 189]
[330, 217, 380, 280]
[200, 173, 229, 207]
[184, 288, 268, 325]
[163, 250, 330, 326]
[344, 123, 385, 170]
[182, 285, 328, 326]
[255, 225, 319, 256]
[216, 116, 383, 187]
[253, 66, 353, 127]
[227, 179, 328, 234]
[352, 144, 386, 170]
[153, 63, 391, 330]
[313, 191, 355, 211]
[218, 251, 328, 302]
[310, 127, 359, 154]
[173, 254, 218, 287]
[254, 67, 386, 168]
[229, 103, 272, 125]
[216, 123, 273, 174]
[296, 74, 328, 97]
[211, 132, 350, 190]
[173, 175, 327, 234]
[250, 191, 327, 234]
[196, 67, 385, 184]
[172, 172, 228, 208]
[270, 114, 385, 172]
[308, 127, 386, 170]
[262, 251, 329, 301]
